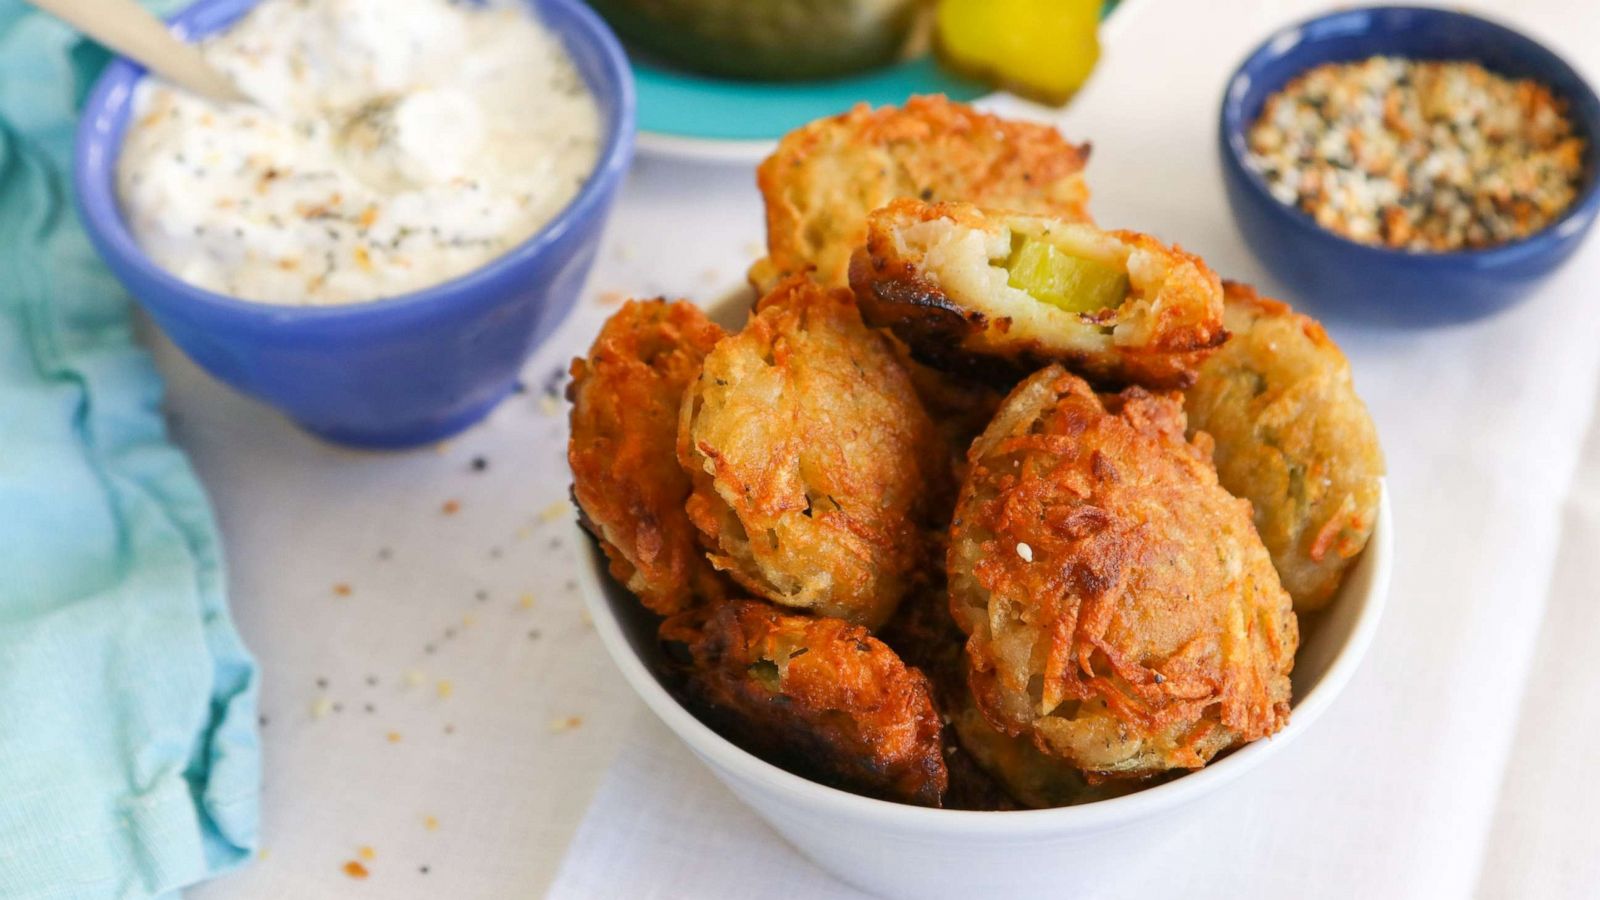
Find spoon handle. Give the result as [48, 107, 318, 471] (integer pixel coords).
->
[29, 0, 246, 104]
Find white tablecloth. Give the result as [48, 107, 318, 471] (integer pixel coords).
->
[178, 0, 1600, 896]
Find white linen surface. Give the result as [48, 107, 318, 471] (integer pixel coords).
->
[166, 0, 1600, 897]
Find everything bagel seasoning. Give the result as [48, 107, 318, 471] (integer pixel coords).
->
[1246, 56, 1586, 251]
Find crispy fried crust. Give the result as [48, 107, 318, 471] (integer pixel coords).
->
[755, 95, 1092, 291]
[568, 300, 730, 617]
[1184, 283, 1385, 612]
[948, 687, 1144, 808]
[884, 332, 1006, 494]
[948, 366, 1297, 779]
[678, 277, 948, 628]
[682, 600, 949, 807]
[851, 199, 1227, 390]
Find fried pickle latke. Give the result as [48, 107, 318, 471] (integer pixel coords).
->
[681, 600, 948, 807]
[568, 300, 730, 617]
[678, 277, 947, 628]
[754, 95, 1092, 291]
[1184, 283, 1385, 612]
[948, 687, 1141, 809]
[948, 366, 1297, 779]
[851, 200, 1227, 390]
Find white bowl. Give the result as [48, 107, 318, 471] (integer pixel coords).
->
[575, 485, 1391, 899]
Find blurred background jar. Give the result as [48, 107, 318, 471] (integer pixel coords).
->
[585, 0, 926, 81]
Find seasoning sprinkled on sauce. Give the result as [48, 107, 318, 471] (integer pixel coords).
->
[1247, 56, 1586, 251]
[117, 0, 601, 305]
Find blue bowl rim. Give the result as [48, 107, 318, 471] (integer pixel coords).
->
[1218, 4, 1600, 265]
[73, 0, 637, 327]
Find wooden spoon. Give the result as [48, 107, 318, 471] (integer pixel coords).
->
[29, 0, 246, 104]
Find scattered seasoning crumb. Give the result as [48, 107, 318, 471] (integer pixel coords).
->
[365, 703, 376, 714]
[332, 583, 352, 597]
[436, 679, 454, 699]
[528, 629, 542, 640]
[419, 865, 431, 875]
[519, 594, 535, 609]
[258, 848, 271, 861]
[316, 677, 329, 689]
[541, 367, 566, 398]
[538, 395, 561, 416]
[433, 441, 451, 456]
[462, 614, 477, 627]
[488, 547, 503, 559]
[595, 289, 624, 306]
[474, 589, 489, 602]
[366, 675, 379, 687]
[563, 580, 577, 592]
[471, 456, 488, 472]
[343, 861, 369, 880]
[424, 814, 440, 831]
[311, 696, 333, 719]
[404, 669, 426, 687]
[550, 715, 583, 733]
[386, 731, 403, 743]
[443, 724, 456, 735]
[441, 499, 461, 516]
[579, 610, 594, 627]
[444, 628, 457, 640]
[1016, 542, 1034, 563]
[332, 702, 344, 714]
[539, 500, 569, 523]
[258, 715, 269, 728]
[424, 643, 437, 654]
[516, 526, 533, 540]
[377, 547, 393, 561]
[358, 846, 376, 861]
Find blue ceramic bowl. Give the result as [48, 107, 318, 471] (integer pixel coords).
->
[76, 0, 635, 447]
[1219, 6, 1600, 326]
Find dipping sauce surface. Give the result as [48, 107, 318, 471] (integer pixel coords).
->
[117, 0, 601, 305]
[1246, 57, 1586, 252]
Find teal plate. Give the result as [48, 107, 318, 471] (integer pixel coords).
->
[630, 0, 1121, 161]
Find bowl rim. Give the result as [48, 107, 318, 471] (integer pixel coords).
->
[1217, 4, 1600, 265]
[576, 483, 1392, 835]
[72, 0, 636, 325]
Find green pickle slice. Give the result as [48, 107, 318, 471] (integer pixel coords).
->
[1004, 235, 1129, 314]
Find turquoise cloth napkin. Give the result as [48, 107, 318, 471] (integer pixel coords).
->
[0, 3, 260, 897]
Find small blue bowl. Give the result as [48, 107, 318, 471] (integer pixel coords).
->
[76, 0, 635, 448]
[1219, 6, 1600, 326]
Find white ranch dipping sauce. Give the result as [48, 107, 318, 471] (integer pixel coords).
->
[117, 0, 601, 305]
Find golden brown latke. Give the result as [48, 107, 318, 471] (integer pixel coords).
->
[851, 199, 1227, 390]
[680, 599, 949, 807]
[754, 95, 1092, 291]
[948, 365, 1297, 779]
[568, 300, 730, 617]
[948, 687, 1140, 809]
[880, 577, 1132, 809]
[1185, 283, 1385, 612]
[678, 277, 948, 629]
[886, 333, 1006, 492]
